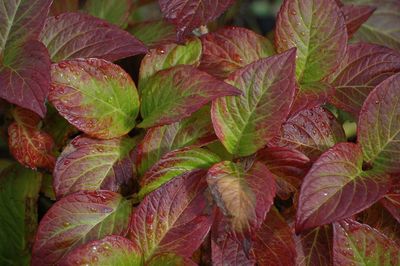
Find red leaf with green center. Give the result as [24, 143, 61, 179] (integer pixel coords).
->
[40, 13, 147, 62]
[206, 161, 276, 235]
[158, 0, 235, 42]
[296, 143, 390, 232]
[147, 253, 197, 266]
[128, 20, 176, 48]
[257, 147, 311, 200]
[199, 26, 275, 79]
[135, 107, 216, 176]
[139, 65, 240, 128]
[32, 190, 132, 265]
[358, 73, 400, 173]
[211, 49, 297, 156]
[341, 4, 376, 38]
[49, 58, 140, 139]
[54, 135, 138, 198]
[275, 0, 347, 83]
[128, 170, 212, 261]
[333, 219, 400, 265]
[253, 207, 296, 265]
[328, 43, 400, 117]
[380, 180, 400, 223]
[59, 235, 142, 266]
[270, 106, 346, 161]
[138, 147, 220, 199]
[8, 107, 55, 170]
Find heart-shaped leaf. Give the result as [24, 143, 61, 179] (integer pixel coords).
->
[199, 26, 275, 79]
[54, 135, 138, 198]
[211, 49, 297, 156]
[49, 58, 140, 139]
[296, 143, 390, 232]
[139, 65, 240, 128]
[341, 4, 376, 38]
[275, 0, 347, 83]
[32, 190, 132, 265]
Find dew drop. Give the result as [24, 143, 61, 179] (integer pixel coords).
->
[63, 222, 71, 227]
[64, 160, 70, 165]
[102, 243, 111, 250]
[107, 97, 113, 103]
[312, 129, 317, 135]
[90, 207, 97, 212]
[291, 10, 297, 15]
[156, 47, 165, 54]
[300, 31, 305, 36]
[96, 146, 104, 152]
[59, 62, 67, 69]
[146, 214, 154, 224]
[375, 100, 379, 104]
[92, 256, 98, 262]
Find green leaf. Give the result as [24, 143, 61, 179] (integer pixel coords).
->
[84, 0, 132, 28]
[128, 20, 176, 48]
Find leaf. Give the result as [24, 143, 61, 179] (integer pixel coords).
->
[257, 146, 311, 200]
[295, 225, 333, 266]
[270, 106, 346, 161]
[49, 58, 140, 139]
[139, 37, 202, 86]
[138, 147, 220, 199]
[380, 180, 400, 223]
[333, 219, 400, 265]
[128, 170, 212, 261]
[32, 190, 132, 265]
[139, 65, 240, 128]
[199, 26, 275, 79]
[358, 72, 400, 173]
[328, 43, 400, 117]
[59, 235, 142, 266]
[136, 106, 216, 176]
[0, 164, 42, 265]
[146, 253, 197, 266]
[84, 0, 133, 28]
[54, 135, 137, 198]
[128, 20, 176, 48]
[341, 4, 376, 38]
[206, 161, 276, 234]
[8, 107, 55, 170]
[296, 143, 391, 232]
[253, 207, 296, 266]
[158, 0, 235, 42]
[275, 0, 348, 83]
[50, 0, 79, 15]
[211, 49, 297, 156]
[40, 13, 147, 62]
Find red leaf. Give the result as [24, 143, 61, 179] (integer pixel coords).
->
[40, 13, 147, 62]
[158, 0, 235, 42]
[380, 180, 400, 223]
[8, 107, 55, 170]
[341, 4, 376, 38]
[296, 143, 390, 232]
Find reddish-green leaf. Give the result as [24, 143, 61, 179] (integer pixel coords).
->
[333, 219, 400, 265]
[84, 0, 133, 28]
[158, 0, 235, 42]
[8, 107, 55, 170]
[206, 161, 276, 234]
[139, 65, 240, 128]
[146, 253, 197, 266]
[59, 235, 142, 266]
[342, 4, 376, 38]
[139, 147, 220, 199]
[211, 49, 297, 156]
[358, 73, 400, 173]
[54, 135, 137, 198]
[328, 43, 400, 117]
[136, 107, 215, 176]
[199, 26, 275, 79]
[275, 0, 347, 83]
[50, 0, 79, 15]
[128, 20, 176, 48]
[129, 170, 212, 260]
[40, 13, 147, 62]
[270, 106, 346, 161]
[49, 58, 140, 139]
[296, 143, 390, 232]
[380, 180, 400, 223]
[32, 191, 132, 265]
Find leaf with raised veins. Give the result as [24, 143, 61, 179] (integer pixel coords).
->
[49, 58, 140, 139]
[199, 26, 275, 79]
[275, 0, 347, 83]
[40, 13, 147, 62]
[139, 65, 240, 128]
[341, 4, 376, 38]
[380, 179, 400, 223]
[8, 107, 55, 170]
[211, 49, 297, 156]
[32, 190, 132, 266]
[54, 135, 138, 198]
[296, 143, 390, 232]
[358, 73, 400, 173]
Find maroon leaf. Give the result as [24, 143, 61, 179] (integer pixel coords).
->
[380, 180, 400, 223]
[158, 0, 235, 42]
[199, 26, 275, 79]
[328, 43, 400, 117]
[40, 13, 147, 62]
[341, 4, 376, 38]
[8, 107, 55, 170]
[333, 219, 400, 265]
[128, 170, 212, 261]
[296, 143, 391, 232]
[32, 190, 132, 265]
